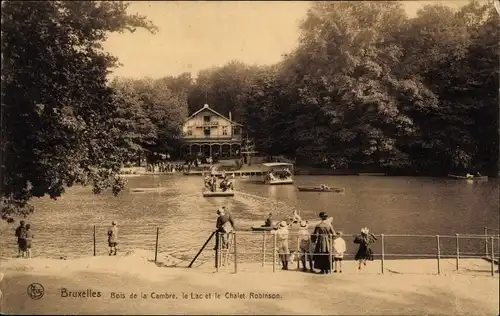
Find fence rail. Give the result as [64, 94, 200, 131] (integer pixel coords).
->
[3, 224, 499, 277]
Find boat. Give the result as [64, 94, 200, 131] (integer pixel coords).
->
[266, 178, 294, 185]
[261, 162, 294, 185]
[448, 174, 488, 181]
[297, 186, 345, 193]
[202, 189, 235, 197]
[251, 225, 275, 232]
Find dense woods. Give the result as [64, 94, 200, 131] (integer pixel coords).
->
[1, 1, 498, 221]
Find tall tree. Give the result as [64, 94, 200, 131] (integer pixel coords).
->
[1, 1, 157, 222]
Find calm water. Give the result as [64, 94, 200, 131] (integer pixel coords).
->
[1, 175, 498, 263]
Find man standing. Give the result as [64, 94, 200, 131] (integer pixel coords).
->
[215, 207, 235, 250]
[108, 221, 119, 256]
[14, 221, 26, 257]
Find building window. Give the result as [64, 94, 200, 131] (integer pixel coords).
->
[203, 116, 211, 122]
[204, 127, 211, 137]
[222, 126, 228, 135]
[187, 126, 193, 136]
[233, 127, 241, 135]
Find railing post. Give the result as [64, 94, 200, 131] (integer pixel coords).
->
[455, 234, 459, 272]
[233, 233, 238, 274]
[491, 237, 495, 277]
[154, 227, 159, 263]
[93, 225, 96, 256]
[485, 227, 489, 258]
[273, 233, 277, 272]
[215, 232, 220, 272]
[381, 234, 385, 274]
[436, 235, 441, 275]
[297, 235, 300, 270]
[330, 235, 334, 272]
[262, 232, 266, 267]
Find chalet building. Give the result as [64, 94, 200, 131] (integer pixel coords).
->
[181, 104, 243, 158]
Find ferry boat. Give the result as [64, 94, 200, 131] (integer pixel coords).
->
[262, 162, 294, 185]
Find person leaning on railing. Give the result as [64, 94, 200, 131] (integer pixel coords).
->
[214, 207, 235, 250]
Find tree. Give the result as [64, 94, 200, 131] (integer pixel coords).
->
[1, 1, 158, 222]
[111, 77, 189, 157]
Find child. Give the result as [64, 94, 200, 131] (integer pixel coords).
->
[297, 221, 314, 272]
[24, 224, 34, 259]
[354, 227, 377, 270]
[271, 221, 290, 270]
[333, 231, 346, 273]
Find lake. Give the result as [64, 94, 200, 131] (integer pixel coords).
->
[1, 175, 498, 264]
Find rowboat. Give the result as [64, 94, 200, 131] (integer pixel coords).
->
[448, 174, 488, 181]
[251, 225, 275, 232]
[131, 187, 170, 193]
[202, 190, 235, 197]
[297, 186, 345, 193]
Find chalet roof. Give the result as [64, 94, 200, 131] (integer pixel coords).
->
[186, 104, 243, 126]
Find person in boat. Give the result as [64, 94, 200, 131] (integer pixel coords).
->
[466, 173, 473, 179]
[263, 213, 274, 227]
[320, 184, 331, 190]
[476, 172, 482, 177]
[290, 210, 302, 224]
[210, 174, 217, 192]
[204, 174, 212, 190]
[283, 167, 292, 179]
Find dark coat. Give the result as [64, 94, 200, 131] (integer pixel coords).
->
[354, 233, 377, 261]
[311, 221, 335, 271]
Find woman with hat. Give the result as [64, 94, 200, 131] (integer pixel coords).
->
[271, 220, 291, 270]
[311, 212, 335, 274]
[354, 227, 377, 270]
[297, 220, 314, 272]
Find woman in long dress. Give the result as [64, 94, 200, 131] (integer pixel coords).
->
[354, 227, 377, 270]
[311, 212, 335, 274]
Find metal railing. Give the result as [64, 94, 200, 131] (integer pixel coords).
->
[3, 225, 498, 277]
[212, 231, 500, 276]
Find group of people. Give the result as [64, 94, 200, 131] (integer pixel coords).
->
[266, 168, 293, 182]
[14, 221, 34, 258]
[271, 211, 377, 273]
[204, 174, 234, 192]
[146, 162, 184, 173]
[13, 220, 119, 258]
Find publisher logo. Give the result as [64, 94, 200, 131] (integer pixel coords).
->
[27, 283, 44, 300]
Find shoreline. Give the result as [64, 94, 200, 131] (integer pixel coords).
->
[1, 250, 498, 315]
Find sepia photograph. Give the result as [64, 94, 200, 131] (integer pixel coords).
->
[0, 0, 499, 315]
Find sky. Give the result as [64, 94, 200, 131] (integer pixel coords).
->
[103, 1, 481, 80]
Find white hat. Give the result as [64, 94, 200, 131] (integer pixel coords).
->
[300, 220, 308, 228]
[361, 227, 369, 234]
[279, 221, 287, 228]
[112, 221, 117, 225]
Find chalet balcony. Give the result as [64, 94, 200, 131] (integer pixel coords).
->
[182, 134, 242, 143]
[193, 121, 220, 127]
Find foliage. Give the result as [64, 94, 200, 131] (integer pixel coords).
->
[1, 1, 157, 222]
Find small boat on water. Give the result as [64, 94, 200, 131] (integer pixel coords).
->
[448, 174, 488, 181]
[251, 225, 275, 232]
[266, 178, 294, 185]
[297, 186, 345, 193]
[202, 190, 235, 197]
